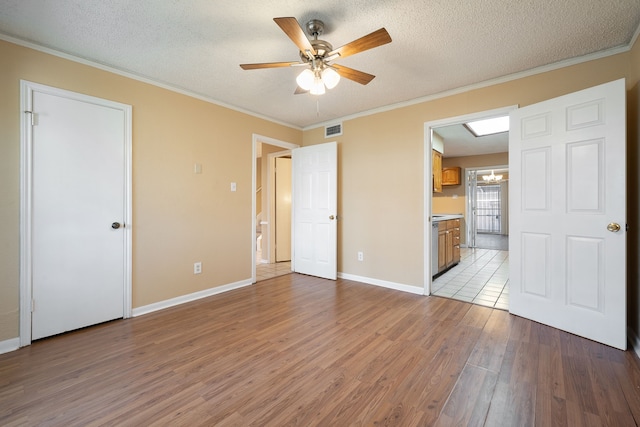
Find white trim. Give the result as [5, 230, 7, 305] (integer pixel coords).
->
[423, 106, 518, 296]
[0, 338, 20, 355]
[338, 272, 425, 295]
[19, 80, 133, 347]
[631, 21, 640, 50]
[303, 45, 630, 131]
[0, 32, 632, 132]
[251, 134, 299, 284]
[0, 33, 302, 131]
[132, 279, 253, 317]
[267, 150, 293, 264]
[423, 123, 433, 295]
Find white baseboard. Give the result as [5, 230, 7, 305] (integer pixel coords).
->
[338, 272, 425, 295]
[0, 337, 20, 355]
[132, 278, 254, 317]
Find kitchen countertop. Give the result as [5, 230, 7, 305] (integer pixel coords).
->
[432, 214, 464, 222]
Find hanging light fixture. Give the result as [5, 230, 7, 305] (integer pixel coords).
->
[296, 65, 340, 95]
[482, 170, 503, 182]
[321, 67, 340, 89]
[295, 69, 314, 90]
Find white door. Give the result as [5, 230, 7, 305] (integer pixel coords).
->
[292, 142, 337, 280]
[275, 157, 292, 262]
[509, 78, 626, 350]
[29, 85, 129, 340]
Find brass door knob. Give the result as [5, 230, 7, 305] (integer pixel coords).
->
[607, 223, 621, 232]
[111, 222, 121, 229]
[329, 215, 335, 220]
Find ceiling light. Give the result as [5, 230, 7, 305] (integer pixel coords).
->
[296, 66, 340, 95]
[321, 68, 340, 89]
[310, 76, 326, 95]
[464, 116, 509, 137]
[296, 69, 315, 90]
[482, 170, 503, 182]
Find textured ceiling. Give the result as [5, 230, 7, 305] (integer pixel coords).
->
[1, 0, 639, 129]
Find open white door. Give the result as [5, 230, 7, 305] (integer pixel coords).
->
[509, 78, 626, 349]
[292, 142, 337, 280]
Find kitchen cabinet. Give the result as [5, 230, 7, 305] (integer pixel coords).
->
[437, 218, 461, 274]
[442, 167, 461, 186]
[432, 150, 442, 193]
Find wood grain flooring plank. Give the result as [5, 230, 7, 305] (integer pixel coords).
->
[435, 364, 498, 427]
[2, 273, 640, 426]
[467, 309, 511, 373]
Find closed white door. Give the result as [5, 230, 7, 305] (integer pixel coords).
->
[292, 142, 337, 280]
[29, 85, 129, 340]
[509, 78, 626, 349]
[275, 157, 292, 262]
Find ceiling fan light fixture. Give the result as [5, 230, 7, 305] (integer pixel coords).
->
[296, 68, 315, 90]
[322, 67, 340, 89]
[310, 76, 326, 95]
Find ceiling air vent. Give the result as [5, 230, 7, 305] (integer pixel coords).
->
[325, 123, 343, 138]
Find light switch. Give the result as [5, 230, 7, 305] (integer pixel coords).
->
[194, 163, 202, 174]
[231, 182, 237, 192]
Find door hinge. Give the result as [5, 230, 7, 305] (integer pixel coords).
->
[24, 111, 35, 126]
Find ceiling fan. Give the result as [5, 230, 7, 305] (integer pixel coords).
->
[240, 17, 392, 95]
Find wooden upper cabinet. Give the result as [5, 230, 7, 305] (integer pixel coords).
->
[432, 150, 442, 193]
[442, 167, 461, 186]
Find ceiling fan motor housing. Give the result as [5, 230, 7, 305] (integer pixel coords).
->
[305, 19, 325, 37]
[299, 39, 334, 62]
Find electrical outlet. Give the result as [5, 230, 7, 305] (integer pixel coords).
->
[357, 251, 364, 261]
[194, 262, 202, 274]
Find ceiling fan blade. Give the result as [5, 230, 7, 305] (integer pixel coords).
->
[294, 86, 309, 95]
[332, 64, 376, 85]
[328, 28, 391, 59]
[240, 61, 301, 70]
[274, 17, 317, 57]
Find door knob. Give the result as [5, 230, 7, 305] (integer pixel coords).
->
[329, 215, 335, 220]
[607, 222, 620, 232]
[111, 222, 121, 229]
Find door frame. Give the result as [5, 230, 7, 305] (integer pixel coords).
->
[19, 80, 133, 347]
[270, 152, 292, 263]
[251, 134, 299, 283]
[464, 164, 509, 247]
[423, 105, 517, 295]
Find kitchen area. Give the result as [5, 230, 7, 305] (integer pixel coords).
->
[431, 132, 464, 278]
[430, 128, 509, 310]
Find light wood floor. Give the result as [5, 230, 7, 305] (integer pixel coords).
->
[2, 274, 640, 426]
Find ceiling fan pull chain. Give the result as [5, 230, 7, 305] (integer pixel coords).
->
[317, 99, 320, 116]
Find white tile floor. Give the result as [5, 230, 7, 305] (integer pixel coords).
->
[431, 247, 509, 310]
[256, 261, 292, 281]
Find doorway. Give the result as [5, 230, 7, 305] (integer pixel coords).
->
[252, 135, 298, 283]
[467, 167, 509, 251]
[424, 106, 515, 309]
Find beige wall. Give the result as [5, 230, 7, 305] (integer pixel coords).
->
[2, 35, 640, 345]
[303, 43, 640, 337]
[0, 40, 302, 341]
